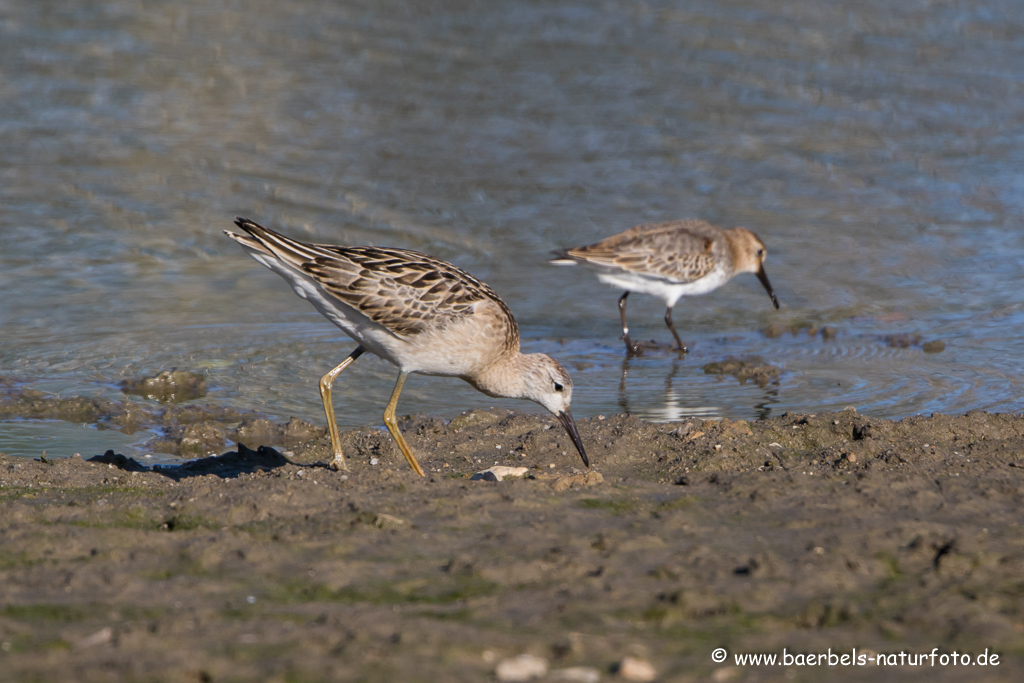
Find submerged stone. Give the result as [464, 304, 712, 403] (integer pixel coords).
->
[121, 369, 207, 403]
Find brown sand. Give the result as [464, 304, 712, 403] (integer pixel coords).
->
[1, 407, 1022, 681]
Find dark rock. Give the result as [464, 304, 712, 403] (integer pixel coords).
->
[87, 449, 148, 472]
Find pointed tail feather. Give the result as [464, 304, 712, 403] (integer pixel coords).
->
[226, 217, 327, 269]
[548, 247, 579, 266]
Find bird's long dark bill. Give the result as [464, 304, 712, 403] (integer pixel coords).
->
[556, 410, 590, 468]
[756, 266, 780, 309]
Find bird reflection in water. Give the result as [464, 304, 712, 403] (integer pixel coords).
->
[617, 355, 779, 423]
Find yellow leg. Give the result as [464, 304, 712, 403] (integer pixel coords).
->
[382, 371, 426, 477]
[319, 346, 365, 471]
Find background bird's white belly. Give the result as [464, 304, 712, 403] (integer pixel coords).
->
[596, 266, 731, 304]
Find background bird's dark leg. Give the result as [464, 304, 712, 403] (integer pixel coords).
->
[664, 307, 688, 354]
[618, 292, 641, 357]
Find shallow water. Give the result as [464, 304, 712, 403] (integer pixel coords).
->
[2, 0, 1024, 458]
[0, 419, 165, 463]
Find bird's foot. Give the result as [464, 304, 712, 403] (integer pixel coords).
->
[624, 338, 679, 357]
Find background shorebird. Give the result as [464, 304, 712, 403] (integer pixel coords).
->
[551, 219, 780, 357]
[226, 218, 588, 476]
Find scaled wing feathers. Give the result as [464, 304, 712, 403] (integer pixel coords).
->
[232, 218, 518, 341]
[303, 247, 502, 337]
[565, 220, 719, 283]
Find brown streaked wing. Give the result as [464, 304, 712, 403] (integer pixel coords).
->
[567, 221, 720, 283]
[303, 246, 520, 342]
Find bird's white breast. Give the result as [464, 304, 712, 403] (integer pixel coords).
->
[596, 264, 732, 307]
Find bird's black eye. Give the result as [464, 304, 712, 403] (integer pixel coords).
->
[756, 248, 765, 258]
[554, 382, 564, 392]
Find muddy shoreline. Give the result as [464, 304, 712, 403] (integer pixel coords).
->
[1, 406, 1022, 681]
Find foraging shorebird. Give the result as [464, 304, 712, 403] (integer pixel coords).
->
[226, 218, 588, 476]
[551, 219, 779, 356]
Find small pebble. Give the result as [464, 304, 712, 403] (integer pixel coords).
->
[712, 667, 739, 682]
[496, 654, 549, 682]
[616, 656, 656, 682]
[471, 466, 529, 482]
[548, 666, 601, 683]
[373, 513, 406, 530]
[369, 458, 379, 466]
[76, 627, 113, 649]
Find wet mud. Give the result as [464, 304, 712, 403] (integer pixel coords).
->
[1, 404, 1023, 681]
[761, 323, 945, 353]
[701, 357, 781, 388]
[0, 383, 314, 458]
[121, 370, 209, 404]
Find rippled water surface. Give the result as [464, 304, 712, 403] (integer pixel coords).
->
[3, 0, 1024, 458]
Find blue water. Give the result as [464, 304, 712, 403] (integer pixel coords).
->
[2, 0, 1023, 458]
